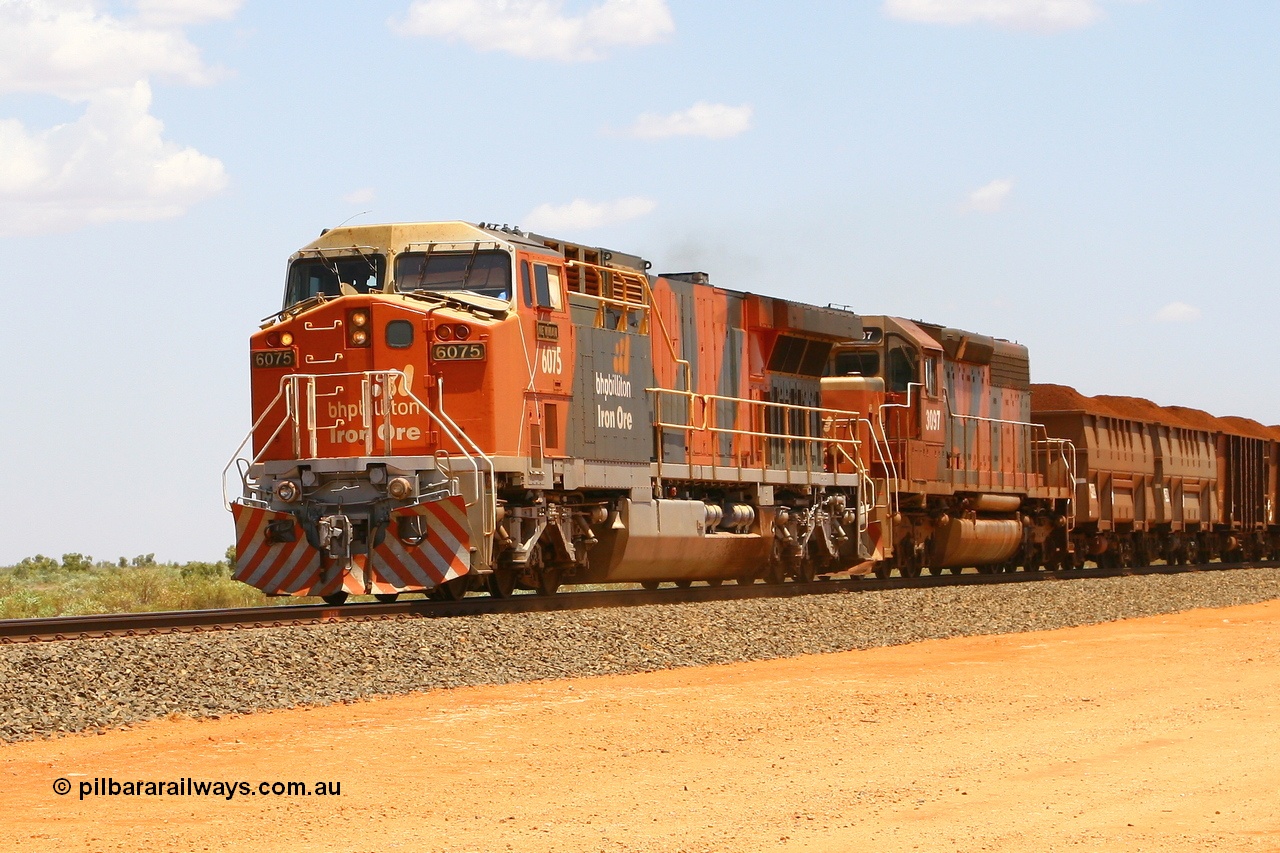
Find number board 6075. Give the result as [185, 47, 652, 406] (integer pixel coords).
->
[432, 342, 486, 361]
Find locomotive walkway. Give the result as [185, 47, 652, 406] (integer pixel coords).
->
[1, 559, 1270, 644]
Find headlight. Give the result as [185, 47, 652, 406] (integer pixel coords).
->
[435, 324, 454, 341]
[346, 310, 371, 347]
[280, 331, 294, 346]
[274, 480, 301, 503]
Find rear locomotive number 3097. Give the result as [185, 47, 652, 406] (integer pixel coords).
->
[432, 342, 486, 361]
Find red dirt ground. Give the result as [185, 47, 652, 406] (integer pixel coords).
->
[5, 601, 1280, 852]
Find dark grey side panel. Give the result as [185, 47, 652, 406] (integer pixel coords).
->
[566, 320, 655, 464]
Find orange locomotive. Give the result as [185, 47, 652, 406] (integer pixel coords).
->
[824, 319, 1075, 576]
[226, 221, 1075, 602]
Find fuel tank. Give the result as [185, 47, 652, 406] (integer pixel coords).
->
[589, 498, 770, 582]
[930, 517, 1022, 568]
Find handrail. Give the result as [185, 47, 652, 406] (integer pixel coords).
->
[643, 279, 694, 492]
[568, 288, 650, 333]
[939, 388, 1076, 496]
[432, 375, 498, 545]
[876, 383, 921, 514]
[221, 382, 290, 510]
[221, 370, 498, 562]
[648, 387, 871, 486]
[564, 259, 649, 308]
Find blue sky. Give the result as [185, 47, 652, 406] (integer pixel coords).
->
[1, 0, 1278, 563]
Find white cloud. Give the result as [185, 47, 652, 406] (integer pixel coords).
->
[963, 178, 1014, 212]
[523, 196, 656, 232]
[133, 0, 245, 27]
[0, 0, 231, 235]
[0, 82, 228, 235]
[394, 0, 675, 61]
[343, 187, 376, 205]
[884, 0, 1102, 32]
[622, 102, 753, 140]
[1155, 302, 1201, 323]
[0, 0, 224, 100]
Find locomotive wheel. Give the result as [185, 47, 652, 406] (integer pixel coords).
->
[321, 592, 349, 606]
[487, 568, 517, 598]
[793, 561, 816, 584]
[872, 563, 892, 580]
[736, 571, 757, 585]
[535, 569, 561, 596]
[674, 580, 693, 589]
[640, 581, 661, 591]
[763, 560, 788, 584]
[429, 576, 469, 601]
[706, 579, 723, 587]
[373, 593, 399, 603]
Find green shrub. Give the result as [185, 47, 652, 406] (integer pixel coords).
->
[0, 547, 314, 616]
[60, 553, 94, 572]
[11, 555, 59, 578]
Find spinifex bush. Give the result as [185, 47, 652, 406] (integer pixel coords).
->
[0, 550, 315, 617]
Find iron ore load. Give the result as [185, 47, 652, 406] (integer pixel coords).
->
[1031, 384, 1280, 567]
[224, 220, 1265, 603]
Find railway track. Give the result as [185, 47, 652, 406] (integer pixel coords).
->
[1, 560, 1273, 644]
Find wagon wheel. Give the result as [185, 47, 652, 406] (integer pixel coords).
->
[872, 562, 892, 580]
[793, 559, 816, 584]
[763, 558, 788, 585]
[1045, 537, 1070, 571]
[535, 567, 561, 596]
[487, 565, 517, 598]
[736, 570, 757, 585]
[1133, 541, 1151, 568]
[321, 592, 349, 606]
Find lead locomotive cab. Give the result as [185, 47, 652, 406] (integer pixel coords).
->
[230, 222, 579, 604]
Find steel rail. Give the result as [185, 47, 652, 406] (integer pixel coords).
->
[0, 560, 1274, 644]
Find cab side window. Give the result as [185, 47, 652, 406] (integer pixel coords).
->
[525, 262, 564, 310]
[886, 340, 918, 394]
